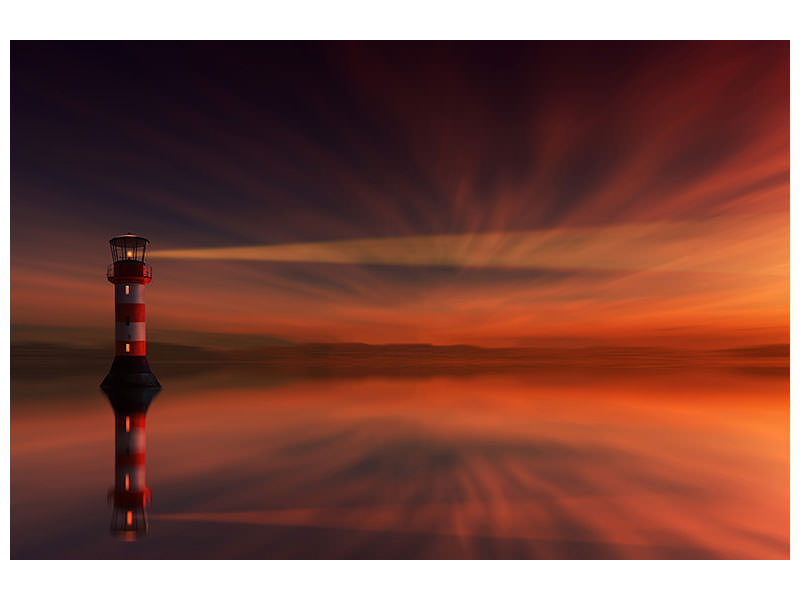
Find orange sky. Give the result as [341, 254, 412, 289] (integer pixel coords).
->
[10, 41, 789, 349]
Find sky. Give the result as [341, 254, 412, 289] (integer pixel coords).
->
[10, 41, 788, 348]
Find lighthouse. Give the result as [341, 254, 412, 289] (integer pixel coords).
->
[104, 386, 159, 540]
[101, 234, 160, 389]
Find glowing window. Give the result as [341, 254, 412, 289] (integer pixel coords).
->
[126, 511, 133, 526]
[124, 285, 130, 295]
[125, 416, 130, 432]
[124, 474, 130, 490]
[125, 343, 130, 353]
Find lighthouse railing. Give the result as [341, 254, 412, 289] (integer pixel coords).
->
[108, 262, 152, 280]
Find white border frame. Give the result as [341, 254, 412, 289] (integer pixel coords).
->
[2, 2, 796, 599]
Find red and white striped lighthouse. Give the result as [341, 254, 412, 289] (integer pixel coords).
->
[105, 386, 159, 540]
[101, 234, 160, 389]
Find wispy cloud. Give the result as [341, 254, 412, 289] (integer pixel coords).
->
[152, 212, 785, 276]
[11, 42, 788, 347]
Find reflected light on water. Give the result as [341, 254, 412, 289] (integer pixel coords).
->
[10, 366, 788, 559]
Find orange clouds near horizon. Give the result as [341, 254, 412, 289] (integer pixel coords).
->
[12, 210, 787, 349]
[139, 211, 788, 349]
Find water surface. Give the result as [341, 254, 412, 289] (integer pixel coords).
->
[11, 363, 788, 559]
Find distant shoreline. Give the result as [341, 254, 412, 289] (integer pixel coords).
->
[10, 342, 789, 381]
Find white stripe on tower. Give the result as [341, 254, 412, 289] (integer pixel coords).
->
[115, 322, 146, 341]
[115, 283, 144, 304]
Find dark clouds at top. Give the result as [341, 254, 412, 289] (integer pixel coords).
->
[12, 42, 787, 241]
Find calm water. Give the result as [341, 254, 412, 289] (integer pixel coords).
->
[11, 363, 788, 559]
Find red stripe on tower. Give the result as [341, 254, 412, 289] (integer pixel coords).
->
[115, 303, 146, 323]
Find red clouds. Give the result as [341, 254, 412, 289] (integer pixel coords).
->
[11, 42, 788, 348]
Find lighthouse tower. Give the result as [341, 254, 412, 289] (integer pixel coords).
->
[104, 386, 159, 540]
[101, 234, 160, 389]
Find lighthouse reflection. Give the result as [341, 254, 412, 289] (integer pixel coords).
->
[103, 386, 160, 541]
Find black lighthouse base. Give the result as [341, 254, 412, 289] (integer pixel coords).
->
[101, 356, 161, 389]
[102, 384, 160, 413]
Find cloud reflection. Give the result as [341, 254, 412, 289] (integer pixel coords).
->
[140, 370, 787, 559]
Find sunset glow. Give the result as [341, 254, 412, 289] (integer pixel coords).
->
[10, 41, 788, 350]
[11, 367, 788, 558]
[10, 40, 789, 563]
